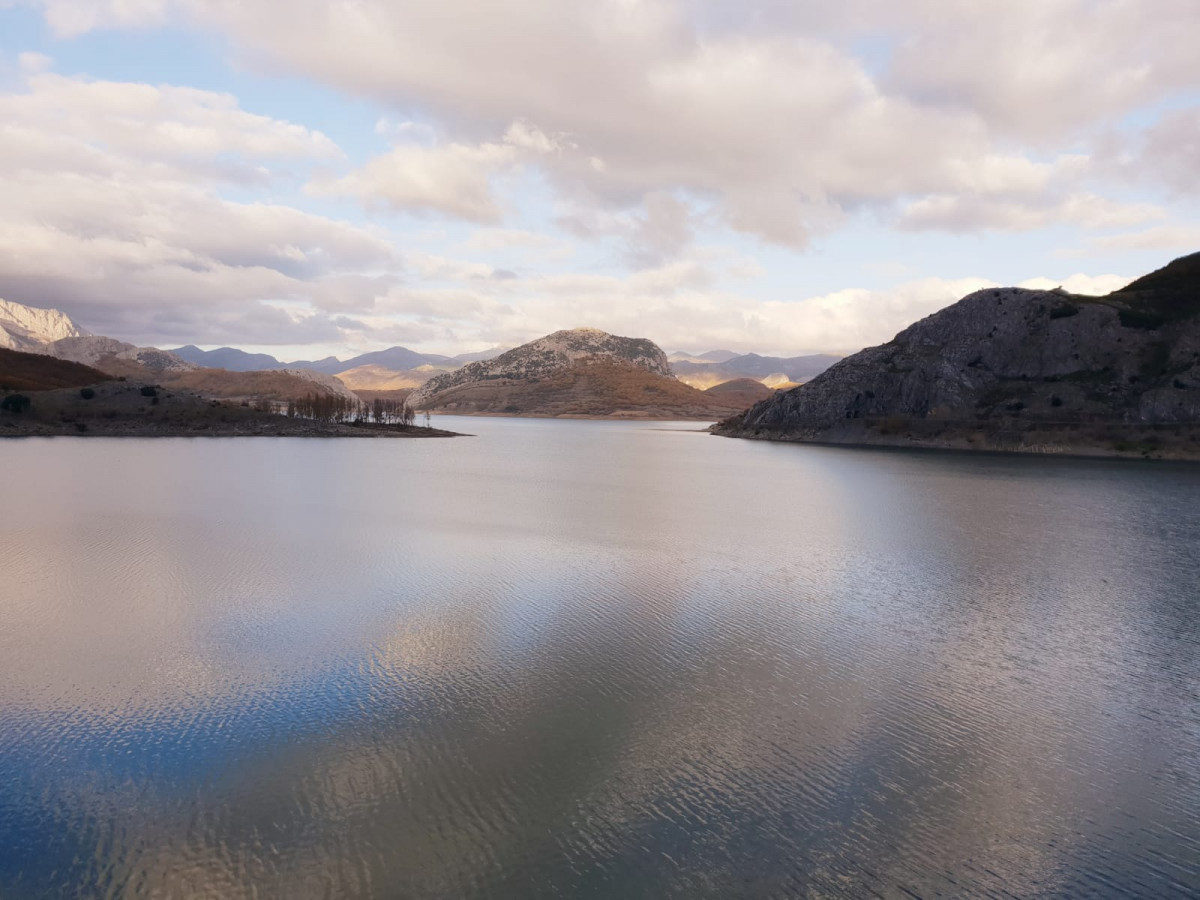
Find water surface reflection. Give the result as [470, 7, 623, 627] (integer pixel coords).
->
[1, 422, 1197, 897]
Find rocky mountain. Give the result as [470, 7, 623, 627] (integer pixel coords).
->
[408, 327, 745, 417]
[47, 336, 196, 374]
[2, 299, 358, 403]
[714, 252, 1200, 459]
[0, 299, 90, 351]
[672, 352, 841, 389]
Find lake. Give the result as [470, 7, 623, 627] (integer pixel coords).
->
[1, 418, 1198, 898]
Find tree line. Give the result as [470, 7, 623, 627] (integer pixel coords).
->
[285, 393, 417, 426]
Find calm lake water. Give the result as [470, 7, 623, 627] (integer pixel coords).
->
[1, 418, 1198, 898]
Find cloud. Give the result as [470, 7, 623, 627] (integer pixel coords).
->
[23, 1, 1200, 251]
[459, 228, 574, 259]
[310, 120, 563, 221]
[0, 63, 399, 346]
[350, 257, 1038, 356]
[899, 192, 1165, 233]
[1067, 225, 1200, 256]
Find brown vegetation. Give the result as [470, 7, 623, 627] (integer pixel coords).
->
[703, 378, 773, 408]
[418, 359, 754, 418]
[0, 347, 113, 391]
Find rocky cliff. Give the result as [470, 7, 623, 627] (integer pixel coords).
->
[713, 253, 1200, 458]
[0, 298, 90, 351]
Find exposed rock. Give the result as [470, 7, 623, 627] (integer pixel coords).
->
[0, 298, 90, 351]
[47, 336, 197, 373]
[713, 252, 1200, 459]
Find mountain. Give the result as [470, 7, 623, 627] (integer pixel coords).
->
[669, 349, 743, 364]
[408, 327, 749, 418]
[171, 345, 286, 371]
[283, 355, 345, 374]
[672, 353, 841, 389]
[451, 348, 507, 364]
[1, 300, 358, 403]
[0, 347, 113, 391]
[0, 299, 91, 351]
[714, 253, 1200, 459]
[335, 346, 436, 372]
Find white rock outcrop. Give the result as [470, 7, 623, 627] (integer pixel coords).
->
[0, 298, 90, 351]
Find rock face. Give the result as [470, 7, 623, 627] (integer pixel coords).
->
[714, 253, 1200, 458]
[47, 336, 196, 373]
[0, 299, 90, 351]
[409, 328, 673, 410]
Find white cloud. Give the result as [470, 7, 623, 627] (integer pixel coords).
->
[1019, 273, 1131, 296]
[0, 63, 398, 346]
[24, 0, 1200, 250]
[899, 192, 1165, 233]
[1068, 225, 1200, 256]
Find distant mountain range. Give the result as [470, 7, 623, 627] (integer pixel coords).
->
[170, 344, 503, 374]
[3, 296, 832, 418]
[670, 352, 842, 389]
[714, 252, 1200, 459]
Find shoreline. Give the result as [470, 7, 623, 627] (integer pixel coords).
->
[710, 425, 1200, 462]
[421, 409, 723, 421]
[1, 420, 463, 439]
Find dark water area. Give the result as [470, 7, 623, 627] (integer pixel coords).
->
[1, 418, 1198, 898]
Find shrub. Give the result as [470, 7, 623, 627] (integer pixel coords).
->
[1049, 303, 1079, 319]
[1050, 396, 1064, 407]
[1, 394, 31, 413]
[80, 387, 96, 400]
[140, 385, 158, 397]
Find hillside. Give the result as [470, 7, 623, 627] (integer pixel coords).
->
[409, 328, 746, 417]
[0, 347, 113, 391]
[335, 363, 439, 391]
[713, 253, 1200, 459]
[414, 359, 750, 418]
[704, 378, 773, 408]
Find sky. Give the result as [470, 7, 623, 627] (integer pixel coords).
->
[0, 0, 1197, 361]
